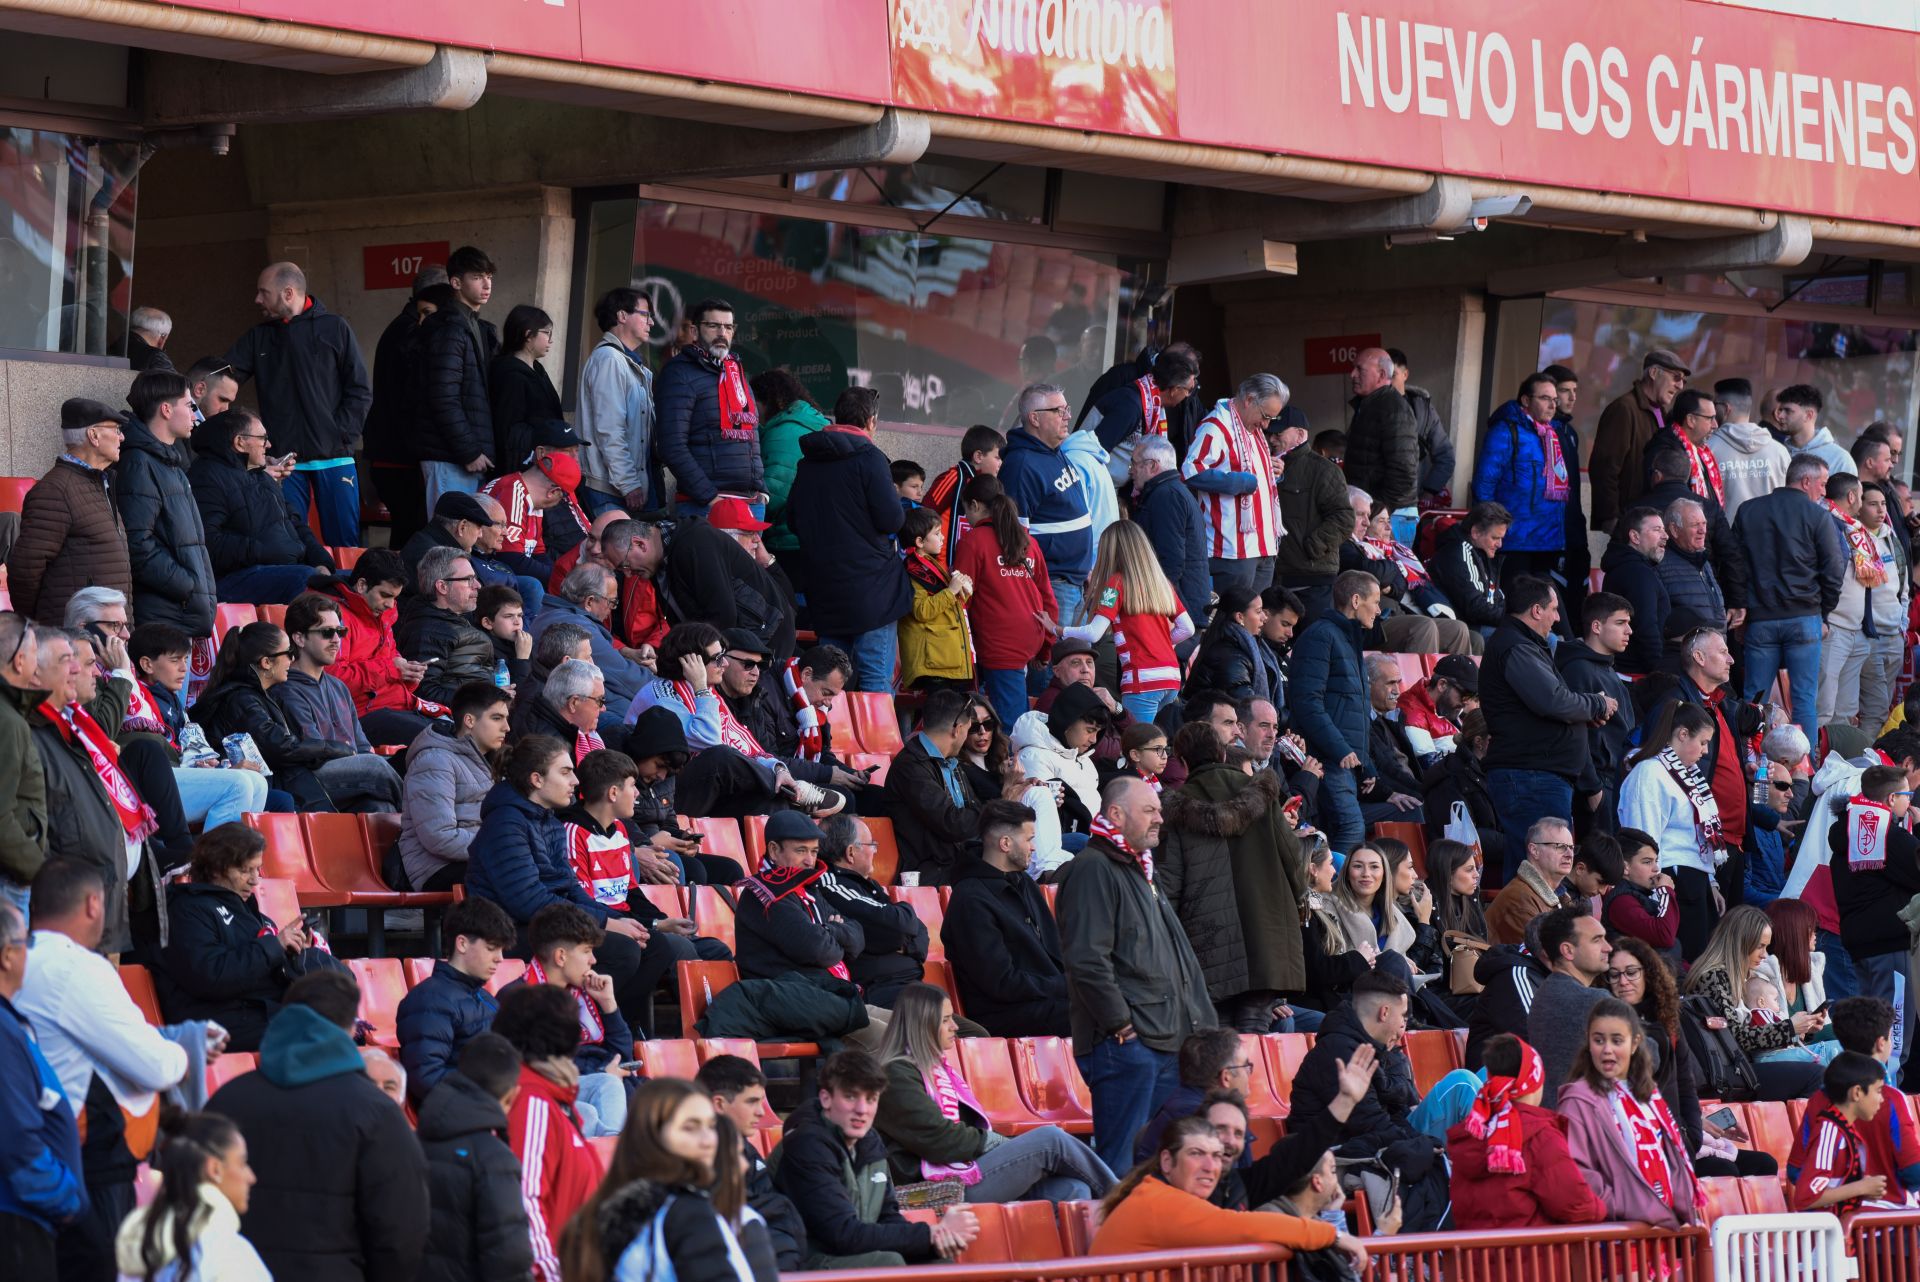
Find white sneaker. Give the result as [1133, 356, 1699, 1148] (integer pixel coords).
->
[788, 780, 847, 817]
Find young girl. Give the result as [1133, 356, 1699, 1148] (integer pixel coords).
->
[897, 506, 975, 691]
[953, 475, 1056, 727]
[1556, 999, 1702, 1230]
[1617, 702, 1723, 961]
[1053, 521, 1193, 725]
[1115, 722, 1169, 791]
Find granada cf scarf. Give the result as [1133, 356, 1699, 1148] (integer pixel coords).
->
[1610, 1084, 1691, 1207]
[1680, 434, 1725, 508]
[749, 863, 850, 980]
[783, 659, 824, 763]
[1826, 501, 1889, 587]
[1535, 419, 1572, 502]
[919, 1057, 989, 1184]
[670, 681, 765, 757]
[1466, 1037, 1545, 1173]
[50, 701, 158, 843]
[122, 679, 176, 748]
[716, 353, 759, 441]
[1847, 795, 1892, 872]
[525, 957, 605, 1046]
[1657, 747, 1725, 867]
[1135, 374, 1166, 438]
[1091, 814, 1152, 883]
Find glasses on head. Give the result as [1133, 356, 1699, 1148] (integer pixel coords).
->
[728, 654, 764, 670]
[307, 627, 348, 640]
[1606, 965, 1645, 983]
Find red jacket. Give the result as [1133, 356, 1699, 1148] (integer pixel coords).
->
[953, 524, 1055, 671]
[1447, 1104, 1608, 1229]
[316, 581, 411, 715]
[509, 1064, 603, 1282]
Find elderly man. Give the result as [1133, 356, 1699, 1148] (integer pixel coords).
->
[1001, 382, 1095, 622]
[1032, 639, 1133, 761]
[1599, 506, 1670, 677]
[399, 491, 493, 580]
[1642, 448, 1748, 628]
[1344, 349, 1417, 540]
[1656, 496, 1725, 635]
[395, 547, 496, 706]
[1182, 373, 1288, 600]
[126, 305, 175, 372]
[1821, 480, 1909, 728]
[714, 632, 862, 798]
[464, 493, 547, 618]
[0, 613, 48, 915]
[1126, 436, 1209, 633]
[661, 500, 796, 664]
[522, 658, 617, 765]
[814, 813, 928, 1008]
[1058, 775, 1214, 1172]
[189, 407, 335, 604]
[1734, 454, 1847, 740]
[9, 400, 132, 629]
[1360, 654, 1425, 825]
[271, 593, 404, 814]
[530, 563, 650, 709]
[1590, 348, 1687, 530]
[510, 622, 594, 740]
[1485, 818, 1578, 944]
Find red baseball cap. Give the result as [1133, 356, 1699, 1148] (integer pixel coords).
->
[537, 452, 582, 493]
[708, 497, 771, 532]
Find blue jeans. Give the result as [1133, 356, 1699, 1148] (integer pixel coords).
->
[1121, 689, 1174, 726]
[0, 878, 27, 919]
[981, 668, 1029, 727]
[216, 564, 319, 605]
[1743, 614, 1823, 741]
[1274, 1005, 1326, 1034]
[1856, 950, 1912, 1083]
[580, 487, 626, 519]
[962, 1124, 1116, 1203]
[1318, 768, 1363, 858]
[173, 765, 269, 831]
[1819, 929, 1860, 1000]
[575, 1071, 629, 1138]
[281, 460, 359, 547]
[420, 460, 481, 514]
[823, 626, 898, 694]
[1076, 1036, 1179, 1174]
[1050, 576, 1085, 629]
[1487, 767, 1574, 882]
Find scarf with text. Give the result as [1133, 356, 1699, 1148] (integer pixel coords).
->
[783, 659, 825, 762]
[1609, 1083, 1694, 1209]
[1825, 501, 1889, 587]
[1466, 1037, 1545, 1173]
[1135, 374, 1167, 438]
[904, 549, 951, 596]
[748, 863, 850, 980]
[121, 678, 175, 748]
[1846, 795, 1893, 873]
[49, 702, 158, 844]
[1679, 434, 1725, 508]
[715, 352, 759, 441]
[1657, 746, 1726, 866]
[1091, 814, 1152, 883]
[920, 1056, 989, 1184]
[1535, 418, 1572, 502]
[670, 680, 766, 757]
[525, 957, 606, 1045]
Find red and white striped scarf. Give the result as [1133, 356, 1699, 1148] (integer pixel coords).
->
[670, 681, 765, 757]
[49, 701, 158, 843]
[526, 957, 606, 1045]
[1135, 374, 1166, 438]
[784, 660, 825, 762]
[575, 728, 605, 760]
[1826, 501, 1889, 587]
[1680, 434, 1725, 508]
[1092, 814, 1152, 883]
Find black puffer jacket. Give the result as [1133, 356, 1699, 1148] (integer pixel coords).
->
[190, 676, 345, 811]
[1346, 384, 1419, 511]
[789, 428, 912, 636]
[417, 1071, 534, 1282]
[414, 307, 499, 468]
[116, 415, 215, 635]
[488, 352, 563, 471]
[941, 856, 1068, 1037]
[655, 345, 764, 505]
[155, 880, 341, 1052]
[813, 864, 927, 1005]
[188, 421, 333, 576]
[659, 519, 796, 664]
[220, 296, 372, 461]
[1157, 768, 1281, 1002]
[594, 1175, 778, 1282]
[394, 596, 498, 706]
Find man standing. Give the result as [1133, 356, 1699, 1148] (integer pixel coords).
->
[1777, 384, 1855, 477]
[364, 267, 446, 544]
[1734, 455, 1846, 740]
[1288, 570, 1380, 857]
[943, 800, 1068, 1038]
[1001, 382, 1095, 622]
[272, 594, 404, 814]
[117, 371, 215, 639]
[0, 615, 48, 917]
[1642, 448, 1749, 626]
[0, 897, 84, 1279]
[8, 399, 131, 628]
[1058, 776, 1214, 1173]
[1708, 378, 1791, 522]
[1525, 906, 1611, 1105]
[396, 548, 497, 707]
[1485, 819, 1577, 945]
[188, 408, 335, 604]
[1475, 374, 1574, 589]
[656, 298, 762, 519]
[577, 287, 656, 516]
[1556, 591, 1637, 835]
[125, 306, 174, 372]
[1598, 506, 1670, 677]
[1820, 478, 1908, 728]
[1182, 374, 1287, 600]
[1082, 344, 1200, 484]
[1274, 415, 1356, 620]
[1589, 348, 1687, 530]
[415, 246, 499, 512]
[1344, 349, 1417, 539]
[1656, 497, 1726, 632]
[220, 261, 372, 545]
[1390, 348, 1455, 507]
[1481, 576, 1616, 882]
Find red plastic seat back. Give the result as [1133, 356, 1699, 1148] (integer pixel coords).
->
[0, 476, 35, 513]
[635, 1039, 701, 1080]
[1403, 1029, 1463, 1094]
[252, 877, 301, 930]
[348, 958, 407, 1047]
[689, 887, 737, 954]
[849, 692, 905, 756]
[118, 964, 163, 1024]
[1698, 1175, 1745, 1224]
[892, 885, 945, 958]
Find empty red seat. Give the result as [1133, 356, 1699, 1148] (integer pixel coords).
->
[252, 877, 301, 930]
[206, 1052, 258, 1092]
[1369, 821, 1429, 877]
[0, 476, 35, 513]
[1010, 1037, 1094, 1134]
[1403, 1029, 1462, 1094]
[920, 957, 964, 1017]
[954, 1038, 1047, 1135]
[867, 817, 900, 885]
[1698, 1175, 1745, 1224]
[636, 884, 687, 917]
[742, 815, 767, 868]
[244, 813, 348, 907]
[486, 959, 526, 994]
[1743, 1101, 1795, 1165]
[404, 958, 435, 987]
[891, 886, 945, 958]
[1057, 1200, 1100, 1255]
[848, 692, 906, 756]
[256, 604, 287, 628]
[1263, 1033, 1315, 1111]
[118, 964, 163, 1024]
[686, 817, 746, 867]
[689, 887, 736, 954]
[1236, 1034, 1290, 1120]
[348, 958, 407, 1048]
[332, 546, 366, 570]
[301, 814, 405, 907]
[213, 603, 258, 639]
[636, 1040, 701, 1079]
[1741, 1174, 1790, 1215]
[822, 693, 860, 757]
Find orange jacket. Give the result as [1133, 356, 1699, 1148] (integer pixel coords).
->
[1089, 1175, 1336, 1256]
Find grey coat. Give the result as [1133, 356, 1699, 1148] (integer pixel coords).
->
[576, 332, 655, 500]
[399, 722, 496, 889]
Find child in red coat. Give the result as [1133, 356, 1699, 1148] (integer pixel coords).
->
[1448, 1034, 1609, 1229]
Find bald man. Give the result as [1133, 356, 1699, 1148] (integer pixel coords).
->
[1345, 347, 1418, 535]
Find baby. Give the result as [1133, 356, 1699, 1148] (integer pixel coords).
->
[1745, 973, 1841, 1067]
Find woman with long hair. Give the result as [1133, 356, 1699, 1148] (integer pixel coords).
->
[1331, 844, 1416, 966]
[113, 1110, 268, 1282]
[1555, 997, 1702, 1229]
[489, 303, 564, 469]
[1301, 843, 1374, 1002]
[874, 983, 1114, 1203]
[1617, 701, 1724, 961]
[1682, 904, 1828, 1100]
[561, 1077, 774, 1282]
[190, 621, 344, 811]
[1052, 520, 1193, 725]
[1378, 837, 1445, 973]
[952, 474, 1056, 726]
[1426, 838, 1489, 945]
[1757, 899, 1834, 1048]
[754, 368, 829, 563]
[1183, 584, 1279, 705]
[957, 699, 1013, 801]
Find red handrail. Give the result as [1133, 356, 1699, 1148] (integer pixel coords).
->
[1848, 1208, 1920, 1282]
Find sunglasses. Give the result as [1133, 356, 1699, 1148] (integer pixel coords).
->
[727, 654, 764, 670]
[262, 649, 293, 661]
[306, 627, 348, 639]
[1771, 780, 1795, 792]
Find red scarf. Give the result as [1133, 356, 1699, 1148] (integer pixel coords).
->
[1825, 500, 1888, 587]
[670, 681, 765, 757]
[1091, 814, 1152, 883]
[122, 678, 175, 748]
[1847, 795, 1893, 872]
[1135, 374, 1166, 438]
[1466, 1038, 1544, 1173]
[575, 728, 605, 761]
[783, 659, 824, 763]
[920, 1057, 988, 1184]
[1611, 1083, 1688, 1204]
[904, 550, 950, 595]
[716, 353, 759, 441]
[525, 957, 605, 1045]
[1678, 433, 1725, 508]
[1536, 419, 1572, 502]
[748, 863, 850, 980]
[48, 701, 158, 844]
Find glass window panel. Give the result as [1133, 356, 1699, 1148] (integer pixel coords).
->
[790, 158, 1046, 224]
[0, 128, 139, 356]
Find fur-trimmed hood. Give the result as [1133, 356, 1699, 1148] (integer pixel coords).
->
[1162, 764, 1283, 837]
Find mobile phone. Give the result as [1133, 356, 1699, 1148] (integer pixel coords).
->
[618, 1060, 644, 1072]
[1706, 1106, 1739, 1130]
[1282, 795, 1305, 820]
[1812, 999, 1832, 1015]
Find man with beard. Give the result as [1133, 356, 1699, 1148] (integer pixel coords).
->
[656, 298, 763, 520]
[1596, 507, 1669, 677]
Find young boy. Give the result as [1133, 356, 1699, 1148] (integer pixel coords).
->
[476, 584, 533, 685]
[395, 896, 518, 1104]
[493, 983, 604, 1282]
[1602, 827, 1680, 965]
[891, 459, 926, 507]
[1566, 833, 1621, 913]
[924, 425, 1005, 553]
[508, 902, 634, 1138]
[557, 748, 703, 939]
[896, 507, 972, 691]
[1788, 995, 1920, 1197]
[1794, 1050, 1893, 1213]
[696, 1054, 806, 1270]
[122, 619, 273, 829]
[419, 1032, 534, 1282]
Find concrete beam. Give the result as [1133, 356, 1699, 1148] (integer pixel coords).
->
[1615, 215, 1814, 278]
[1174, 176, 1474, 243]
[626, 108, 931, 182]
[141, 46, 485, 126]
[1168, 231, 1298, 286]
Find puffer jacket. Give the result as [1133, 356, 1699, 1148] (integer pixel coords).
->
[576, 332, 656, 502]
[394, 595, 498, 706]
[1010, 706, 1101, 876]
[1408, 385, 1456, 498]
[465, 781, 609, 929]
[395, 961, 501, 1105]
[220, 296, 372, 461]
[190, 676, 346, 811]
[414, 306, 498, 468]
[1131, 468, 1211, 620]
[116, 415, 215, 636]
[417, 1070, 533, 1282]
[761, 399, 830, 555]
[1287, 607, 1371, 772]
[1292, 999, 1423, 1155]
[1447, 1103, 1606, 1229]
[1655, 543, 1726, 628]
[155, 880, 340, 1052]
[312, 577, 412, 716]
[772, 1099, 935, 1263]
[188, 421, 333, 576]
[1473, 400, 1569, 553]
[487, 350, 563, 471]
[400, 721, 496, 889]
[898, 573, 971, 686]
[655, 344, 763, 505]
[1346, 384, 1418, 510]
[591, 1175, 768, 1282]
[790, 427, 912, 636]
[1184, 623, 1278, 704]
[7, 456, 131, 627]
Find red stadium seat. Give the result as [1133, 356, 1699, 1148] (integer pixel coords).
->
[845, 752, 893, 787]
[867, 817, 900, 886]
[256, 604, 287, 628]
[404, 958, 435, 987]
[0, 476, 35, 513]
[1743, 1101, 1795, 1166]
[244, 813, 349, 907]
[589, 1135, 619, 1166]
[486, 959, 526, 994]
[206, 1052, 258, 1092]
[636, 884, 687, 917]
[1403, 1029, 1463, 1094]
[1236, 1034, 1290, 1120]
[1741, 1174, 1791, 1215]
[920, 957, 964, 1016]
[252, 877, 301, 930]
[741, 815, 767, 869]
[689, 887, 737, 954]
[301, 815, 406, 906]
[332, 546, 366, 570]
[636, 1039, 701, 1080]
[956, 1203, 1016, 1263]
[1698, 1175, 1745, 1224]
[118, 964, 163, 1024]
[675, 960, 817, 1058]
[891, 886, 945, 958]
[1057, 1200, 1100, 1255]
[1010, 1036, 1094, 1134]
[1369, 821, 1429, 878]
[822, 693, 860, 758]
[1263, 1033, 1315, 1111]
[686, 817, 747, 867]
[954, 1038, 1047, 1135]
[348, 958, 407, 1048]
[213, 603, 259, 639]
[1001, 1200, 1065, 1260]
[848, 692, 906, 756]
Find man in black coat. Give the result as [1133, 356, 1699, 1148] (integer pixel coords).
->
[118, 370, 216, 638]
[734, 811, 864, 986]
[658, 507, 797, 666]
[813, 814, 927, 1008]
[1556, 590, 1639, 836]
[1643, 446, 1750, 624]
[882, 689, 987, 886]
[1831, 764, 1920, 1072]
[414, 260, 500, 511]
[697, 1054, 808, 1270]
[189, 408, 334, 604]
[363, 270, 443, 545]
[395, 545, 498, 706]
[943, 801, 1069, 1037]
[1597, 506, 1670, 676]
[416, 1034, 533, 1282]
[1345, 348, 1418, 515]
[208, 969, 428, 1282]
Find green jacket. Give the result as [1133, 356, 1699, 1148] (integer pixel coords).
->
[0, 678, 50, 884]
[876, 1055, 994, 1186]
[761, 400, 830, 553]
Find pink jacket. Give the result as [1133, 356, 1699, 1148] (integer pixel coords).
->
[1556, 1079, 1700, 1230]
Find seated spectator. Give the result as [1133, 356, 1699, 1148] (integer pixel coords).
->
[400, 681, 510, 892]
[958, 702, 1014, 801]
[121, 621, 272, 830]
[1745, 727, 1810, 907]
[522, 658, 620, 765]
[1031, 638, 1136, 763]
[476, 584, 533, 687]
[734, 810, 879, 1018]
[814, 814, 927, 1008]
[884, 689, 994, 886]
[1787, 996, 1920, 1198]
[416, 1032, 535, 1282]
[190, 622, 342, 812]
[1618, 703, 1726, 961]
[714, 631, 861, 802]
[362, 1047, 408, 1104]
[188, 407, 334, 604]
[207, 970, 428, 1282]
[156, 824, 344, 1051]
[1465, 920, 1552, 1072]
[271, 593, 403, 813]
[698, 1054, 807, 1270]
[875, 982, 1116, 1203]
[1328, 843, 1419, 971]
[1301, 843, 1373, 1003]
[1565, 833, 1621, 914]
[1184, 585, 1281, 706]
[1759, 899, 1837, 1056]
[110, 1112, 272, 1282]
[1448, 1034, 1606, 1229]
[307, 548, 433, 748]
[1360, 654, 1426, 826]
[19, 859, 189, 1276]
[1380, 837, 1446, 977]
[530, 564, 649, 709]
[505, 903, 634, 1138]
[1419, 707, 1506, 873]
[772, 1049, 978, 1268]
[1203, 1048, 1383, 1214]
[489, 983, 605, 1282]
[1428, 501, 1509, 633]
[480, 452, 577, 586]
[511, 622, 593, 739]
[1602, 826, 1681, 968]
[942, 800, 1068, 1038]
[1525, 905, 1612, 1105]
[396, 547, 498, 707]
[394, 895, 516, 1104]
[1134, 1029, 1259, 1163]
[746, 643, 855, 775]
[1426, 838, 1490, 1000]
[1344, 489, 1475, 655]
[1011, 682, 1107, 877]
[1486, 817, 1576, 945]
[401, 491, 494, 581]
[1794, 1052, 1896, 1213]
[621, 706, 741, 888]
[1088, 1116, 1360, 1267]
[1397, 653, 1477, 767]
[1682, 905, 1827, 1100]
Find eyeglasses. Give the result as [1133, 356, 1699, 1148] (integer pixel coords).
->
[1226, 1061, 1254, 1074]
[236, 431, 271, 443]
[306, 627, 348, 639]
[1533, 841, 1575, 853]
[96, 619, 130, 636]
[727, 654, 764, 670]
[703, 649, 725, 664]
[1606, 966, 1645, 983]
[1034, 404, 1071, 417]
[443, 575, 479, 585]
[262, 649, 293, 661]
[571, 693, 608, 708]
[698, 320, 737, 333]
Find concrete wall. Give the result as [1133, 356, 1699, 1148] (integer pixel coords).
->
[0, 360, 135, 478]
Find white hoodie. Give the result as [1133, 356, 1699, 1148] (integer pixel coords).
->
[1706, 421, 1792, 521]
[1010, 708, 1103, 877]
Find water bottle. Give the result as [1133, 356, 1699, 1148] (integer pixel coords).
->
[493, 659, 510, 690]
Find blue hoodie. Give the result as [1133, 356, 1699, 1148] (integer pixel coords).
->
[465, 781, 608, 927]
[999, 426, 1094, 580]
[0, 995, 85, 1232]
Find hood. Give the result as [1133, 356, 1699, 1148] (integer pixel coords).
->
[120, 414, 189, 467]
[1312, 999, 1380, 1054]
[1164, 764, 1282, 838]
[1004, 426, 1064, 461]
[766, 400, 830, 435]
[285, 296, 337, 328]
[479, 778, 545, 823]
[1599, 540, 1652, 573]
[1405, 385, 1434, 407]
[1011, 708, 1070, 759]
[1062, 429, 1110, 464]
[1045, 682, 1109, 745]
[951, 855, 1024, 887]
[1487, 398, 1542, 434]
[416, 1069, 511, 1143]
[409, 718, 488, 769]
[798, 425, 881, 463]
[627, 705, 688, 759]
[1713, 421, 1777, 455]
[258, 1003, 367, 1088]
[1554, 640, 1617, 676]
[1806, 425, 1841, 450]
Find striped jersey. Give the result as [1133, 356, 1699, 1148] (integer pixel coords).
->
[1182, 398, 1281, 560]
[563, 818, 632, 912]
[1092, 575, 1185, 695]
[1789, 1084, 1920, 1196]
[481, 473, 547, 557]
[1794, 1107, 1869, 1211]
[509, 1066, 603, 1282]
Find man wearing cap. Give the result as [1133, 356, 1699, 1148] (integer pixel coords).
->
[578, 287, 658, 516]
[8, 398, 133, 628]
[395, 546, 496, 706]
[713, 629, 866, 799]
[400, 491, 495, 582]
[482, 451, 581, 587]
[530, 563, 652, 709]
[529, 418, 595, 565]
[1032, 638, 1135, 763]
[187, 407, 336, 605]
[1395, 654, 1477, 768]
[468, 492, 548, 618]
[1590, 348, 1687, 530]
[662, 499, 798, 664]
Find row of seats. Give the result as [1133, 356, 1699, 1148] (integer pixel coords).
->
[243, 811, 452, 954]
[1700, 1096, 1806, 1168]
[682, 813, 902, 885]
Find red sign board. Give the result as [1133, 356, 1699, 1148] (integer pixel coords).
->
[363, 242, 449, 292]
[1303, 334, 1382, 377]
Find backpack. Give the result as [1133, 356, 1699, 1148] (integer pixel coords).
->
[614, 1194, 757, 1282]
[1679, 994, 1761, 1102]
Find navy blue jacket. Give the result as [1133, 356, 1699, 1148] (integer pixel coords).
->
[0, 994, 85, 1233]
[464, 782, 608, 928]
[526, 596, 650, 708]
[655, 346, 764, 505]
[1131, 469, 1210, 620]
[1287, 608, 1371, 771]
[187, 424, 333, 577]
[1598, 540, 1669, 675]
[395, 961, 500, 1105]
[789, 427, 912, 636]
[999, 427, 1093, 580]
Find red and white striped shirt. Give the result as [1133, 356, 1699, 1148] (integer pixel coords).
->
[1092, 575, 1185, 695]
[563, 819, 632, 912]
[481, 473, 546, 557]
[1182, 398, 1281, 560]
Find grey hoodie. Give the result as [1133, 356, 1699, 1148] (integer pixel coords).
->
[1706, 421, 1792, 521]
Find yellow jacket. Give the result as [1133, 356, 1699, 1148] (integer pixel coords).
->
[898, 577, 972, 684]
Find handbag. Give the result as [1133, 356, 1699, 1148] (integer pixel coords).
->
[1445, 930, 1490, 995]
[1679, 994, 1761, 1103]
